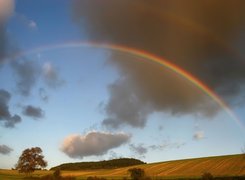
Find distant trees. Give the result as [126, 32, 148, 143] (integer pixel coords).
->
[51, 158, 145, 171]
[15, 147, 47, 175]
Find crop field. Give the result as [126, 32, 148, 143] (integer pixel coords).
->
[0, 154, 244, 179]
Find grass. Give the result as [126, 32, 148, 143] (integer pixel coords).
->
[1, 154, 244, 179]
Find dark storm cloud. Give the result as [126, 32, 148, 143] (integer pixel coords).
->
[61, 131, 130, 159]
[11, 59, 41, 96]
[73, 0, 245, 128]
[0, 144, 13, 155]
[22, 105, 44, 119]
[0, 0, 14, 63]
[0, 89, 21, 128]
[102, 58, 219, 128]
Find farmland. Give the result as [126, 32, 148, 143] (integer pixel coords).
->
[0, 154, 244, 179]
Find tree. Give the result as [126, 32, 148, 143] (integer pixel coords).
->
[128, 168, 145, 180]
[16, 147, 47, 175]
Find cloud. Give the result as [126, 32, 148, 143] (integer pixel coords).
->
[4, 114, 21, 128]
[11, 59, 41, 96]
[158, 125, 164, 131]
[129, 141, 185, 157]
[101, 63, 218, 128]
[0, 0, 14, 22]
[43, 62, 64, 88]
[15, 13, 38, 30]
[28, 20, 37, 29]
[39, 88, 48, 102]
[22, 105, 44, 119]
[129, 143, 148, 156]
[73, 0, 245, 128]
[0, 89, 21, 128]
[149, 141, 186, 151]
[0, 144, 13, 155]
[61, 131, 131, 159]
[193, 131, 205, 140]
[0, 0, 14, 62]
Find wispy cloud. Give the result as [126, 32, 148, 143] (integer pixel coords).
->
[129, 143, 148, 156]
[14, 13, 38, 30]
[39, 88, 48, 102]
[193, 131, 205, 140]
[28, 20, 37, 29]
[61, 131, 131, 159]
[43, 62, 64, 88]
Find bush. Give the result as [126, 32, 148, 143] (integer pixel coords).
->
[53, 169, 61, 179]
[202, 172, 214, 180]
[87, 177, 107, 180]
[128, 168, 146, 180]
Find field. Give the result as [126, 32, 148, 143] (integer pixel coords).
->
[0, 154, 244, 179]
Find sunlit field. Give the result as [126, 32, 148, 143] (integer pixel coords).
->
[1, 154, 244, 179]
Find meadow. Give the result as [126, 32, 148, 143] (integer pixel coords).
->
[0, 154, 244, 179]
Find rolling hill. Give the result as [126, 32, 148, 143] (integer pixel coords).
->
[0, 154, 244, 179]
[58, 154, 245, 178]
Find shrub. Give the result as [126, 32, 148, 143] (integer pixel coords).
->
[87, 177, 107, 180]
[128, 168, 146, 180]
[202, 172, 214, 180]
[53, 169, 61, 179]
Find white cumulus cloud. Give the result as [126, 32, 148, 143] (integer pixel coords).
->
[61, 131, 131, 159]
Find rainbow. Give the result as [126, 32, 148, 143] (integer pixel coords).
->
[4, 41, 245, 132]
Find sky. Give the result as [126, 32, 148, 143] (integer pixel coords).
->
[0, 0, 245, 169]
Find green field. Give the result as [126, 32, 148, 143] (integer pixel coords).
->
[1, 154, 244, 179]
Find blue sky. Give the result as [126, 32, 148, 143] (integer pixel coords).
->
[0, 0, 245, 169]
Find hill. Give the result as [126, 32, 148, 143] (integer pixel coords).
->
[1, 154, 244, 179]
[56, 154, 245, 178]
[50, 158, 146, 171]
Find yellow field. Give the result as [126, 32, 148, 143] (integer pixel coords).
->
[1, 154, 244, 179]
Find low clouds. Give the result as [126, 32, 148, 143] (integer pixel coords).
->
[61, 131, 130, 159]
[0, 89, 21, 128]
[73, 0, 245, 128]
[43, 62, 64, 88]
[15, 13, 38, 30]
[22, 105, 44, 119]
[0, 144, 13, 155]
